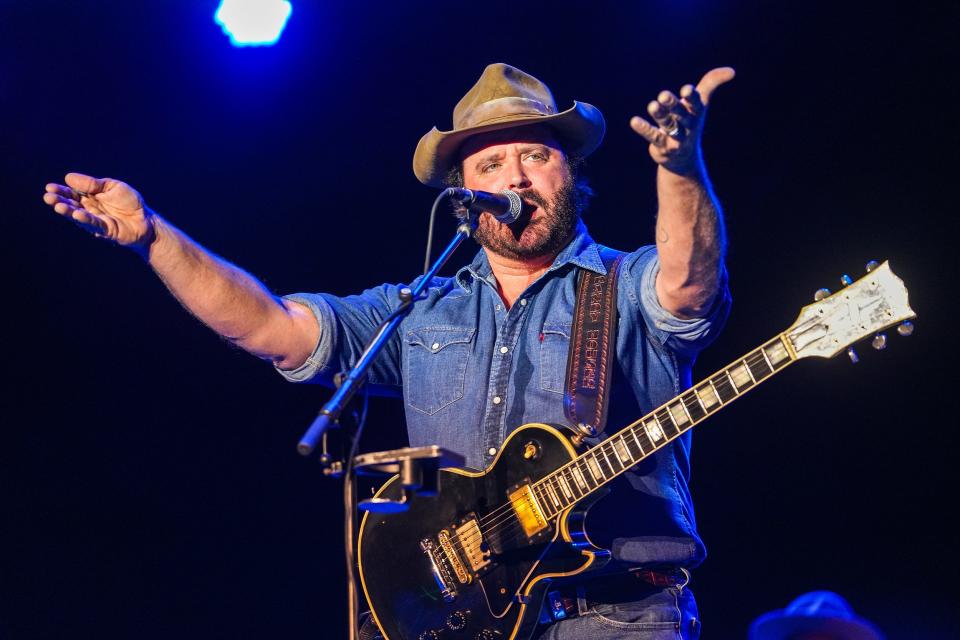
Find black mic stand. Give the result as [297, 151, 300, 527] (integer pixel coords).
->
[296, 195, 478, 640]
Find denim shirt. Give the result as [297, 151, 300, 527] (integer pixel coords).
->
[278, 222, 730, 567]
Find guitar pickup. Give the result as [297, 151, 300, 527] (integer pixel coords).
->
[452, 516, 491, 573]
[507, 482, 549, 539]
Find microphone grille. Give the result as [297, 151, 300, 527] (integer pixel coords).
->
[500, 189, 523, 224]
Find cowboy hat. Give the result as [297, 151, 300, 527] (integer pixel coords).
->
[749, 591, 883, 640]
[412, 63, 605, 187]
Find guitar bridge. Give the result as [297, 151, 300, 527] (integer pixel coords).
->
[420, 537, 458, 602]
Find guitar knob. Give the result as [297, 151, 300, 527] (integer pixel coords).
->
[847, 348, 859, 363]
[865, 260, 880, 273]
[419, 630, 444, 640]
[523, 441, 541, 460]
[814, 288, 831, 301]
[897, 321, 915, 336]
[446, 610, 469, 631]
[840, 274, 853, 286]
[871, 333, 887, 350]
[474, 630, 499, 640]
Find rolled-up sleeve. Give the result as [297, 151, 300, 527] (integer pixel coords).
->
[274, 293, 340, 383]
[621, 246, 731, 356]
[273, 284, 406, 395]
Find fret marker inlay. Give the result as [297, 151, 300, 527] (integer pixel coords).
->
[644, 419, 664, 442]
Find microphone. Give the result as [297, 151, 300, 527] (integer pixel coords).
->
[445, 188, 524, 224]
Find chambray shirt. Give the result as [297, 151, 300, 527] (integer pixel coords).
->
[278, 222, 730, 567]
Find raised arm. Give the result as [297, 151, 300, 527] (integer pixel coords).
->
[42, 173, 319, 369]
[629, 67, 735, 319]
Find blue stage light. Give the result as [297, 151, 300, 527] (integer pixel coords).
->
[214, 0, 292, 47]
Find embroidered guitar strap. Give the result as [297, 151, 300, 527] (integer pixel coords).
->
[563, 247, 626, 437]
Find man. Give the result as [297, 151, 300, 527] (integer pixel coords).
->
[42, 63, 733, 639]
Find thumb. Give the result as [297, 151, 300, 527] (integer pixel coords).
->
[696, 67, 736, 106]
[64, 172, 107, 195]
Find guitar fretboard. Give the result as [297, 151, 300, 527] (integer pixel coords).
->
[530, 334, 795, 517]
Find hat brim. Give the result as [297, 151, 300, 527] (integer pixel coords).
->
[413, 100, 605, 187]
[749, 612, 883, 640]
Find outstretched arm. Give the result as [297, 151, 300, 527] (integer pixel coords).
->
[42, 173, 319, 369]
[630, 67, 735, 319]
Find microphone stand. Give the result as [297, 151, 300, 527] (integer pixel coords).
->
[296, 196, 478, 640]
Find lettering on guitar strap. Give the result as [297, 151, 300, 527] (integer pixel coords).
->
[564, 251, 625, 435]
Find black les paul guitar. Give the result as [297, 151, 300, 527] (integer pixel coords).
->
[358, 262, 915, 640]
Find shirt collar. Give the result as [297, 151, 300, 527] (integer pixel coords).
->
[454, 220, 606, 292]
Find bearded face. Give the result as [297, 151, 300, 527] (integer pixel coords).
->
[472, 172, 581, 261]
[453, 125, 593, 262]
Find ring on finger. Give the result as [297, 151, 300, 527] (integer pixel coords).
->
[663, 118, 684, 139]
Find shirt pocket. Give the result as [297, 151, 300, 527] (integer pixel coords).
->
[403, 327, 476, 416]
[539, 323, 571, 394]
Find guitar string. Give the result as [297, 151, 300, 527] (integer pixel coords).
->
[450, 423, 705, 557]
[450, 434, 662, 556]
[450, 419, 697, 556]
[455, 372, 757, 553]
[446, 348, 786, 556]
[468, 344, 777, 533]
[459, 380, 750, 552]
[446, 455, 614, 557]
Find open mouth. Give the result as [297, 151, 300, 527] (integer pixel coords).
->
[507, 201, 538, 228]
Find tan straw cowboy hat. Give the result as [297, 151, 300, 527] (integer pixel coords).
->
[413, 63, 606, 187]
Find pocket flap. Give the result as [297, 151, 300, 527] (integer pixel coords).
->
[541, 323, 571, 339]
[405, 327, 476, 352]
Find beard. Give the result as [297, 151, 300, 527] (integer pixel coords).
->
[473, 174, 581, 261]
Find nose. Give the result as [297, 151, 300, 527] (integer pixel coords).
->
[505, 158, 532, 191]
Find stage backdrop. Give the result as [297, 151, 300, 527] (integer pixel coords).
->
[3, 1, 956, 638]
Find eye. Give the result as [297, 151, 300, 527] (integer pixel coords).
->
[480, 162, 501, 174]
[525, 151, 548, 162]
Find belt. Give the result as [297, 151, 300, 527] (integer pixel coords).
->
[540, 568, 690, 624]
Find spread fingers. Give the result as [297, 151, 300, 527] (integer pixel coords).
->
[630, 116, 668, 148]
[679, 84, 703, 116]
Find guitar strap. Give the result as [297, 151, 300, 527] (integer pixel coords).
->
[563, 247, 626, 437]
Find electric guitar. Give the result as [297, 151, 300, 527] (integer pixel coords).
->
[358, 261, 915, 640]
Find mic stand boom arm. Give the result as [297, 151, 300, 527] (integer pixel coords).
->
[296, 211, 477, 456]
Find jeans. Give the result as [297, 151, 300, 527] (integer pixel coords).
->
[532, 586, 701, 640]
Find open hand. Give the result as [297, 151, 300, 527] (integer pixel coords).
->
[630, 67, 735, 176]
[43, 173, 155, 252]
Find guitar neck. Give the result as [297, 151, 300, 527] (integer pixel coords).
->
[530, 334, 797, 517]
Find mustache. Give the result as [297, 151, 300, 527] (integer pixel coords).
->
[515, 188, 549, 209]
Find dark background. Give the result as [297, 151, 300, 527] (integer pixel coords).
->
[3, 1, 956, 638]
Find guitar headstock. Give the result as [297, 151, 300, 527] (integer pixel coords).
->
[786, 261, 915, 360]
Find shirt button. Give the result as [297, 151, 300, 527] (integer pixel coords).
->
[431, 342, 440, 350]
[496, 304, 502, 311]
[488, 447, 498, 456]
[492, 396, 502, 405]
[519, 298, 528, 306]
[499, 346, 509, 354]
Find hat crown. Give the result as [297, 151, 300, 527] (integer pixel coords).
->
[452, 63, 558, 129]
[412, 62, 604, 187]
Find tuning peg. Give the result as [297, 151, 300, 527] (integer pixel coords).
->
[871, 333, 888, 350]
[847, 348, 859, 363]
[897, 321, 914, 337]
[865, 260, 880, 273]
[814, 288, 831, 301]
[840, 274, 853, 286]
